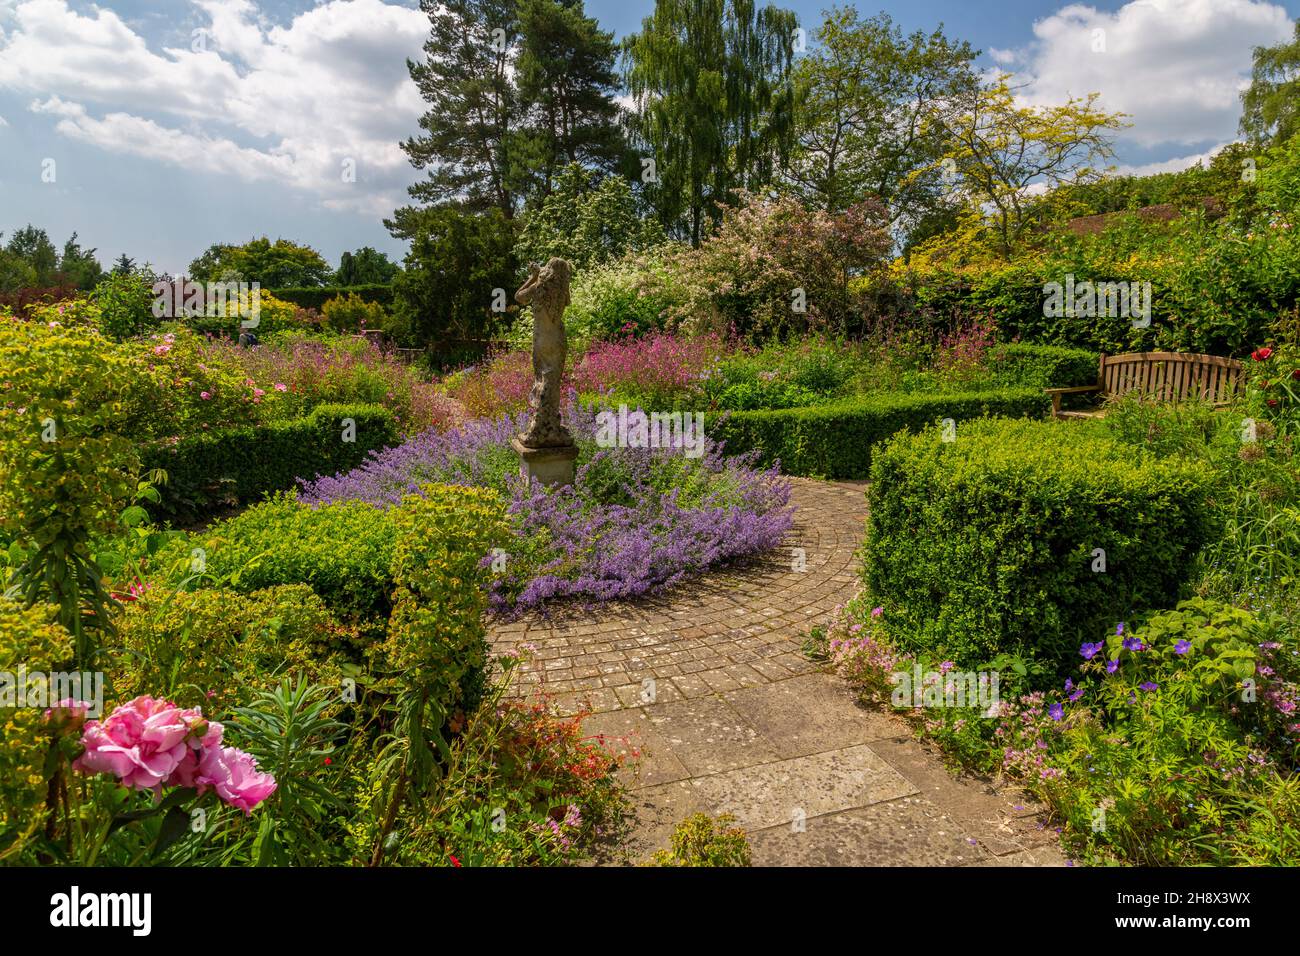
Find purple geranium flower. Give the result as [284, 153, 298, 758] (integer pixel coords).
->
[1080, 641, 1104, 660]
[1048, 702, 1065, 721]
[1174, 640, 1191, 655]
[1106, 659, 1120, 674]
[1139, 681, 1159, 692]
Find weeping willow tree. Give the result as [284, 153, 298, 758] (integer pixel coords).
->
[623, 0, 799, 245]
[1241, 21, 1300, 147]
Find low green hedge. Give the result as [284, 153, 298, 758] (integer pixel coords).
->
[268, 285, 395, 311]
[988, 342, 1099, 389]
[864, 418, 1220, 679]
[145, 403, 397, 520]
[709, 389, 1050, 478]
[160, 495, 399, 630]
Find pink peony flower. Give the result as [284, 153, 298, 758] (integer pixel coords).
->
[197, 745, 277, 813]
[74, 696, 207, 791]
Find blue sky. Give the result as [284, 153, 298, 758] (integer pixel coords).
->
[0, 0, 1296, 274]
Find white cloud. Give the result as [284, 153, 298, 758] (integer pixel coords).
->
[1004, 0, 1295, 147]
[1114, 142, 1232, 177]
[0, 0, 430, 211]
[0, 114, 8, 127]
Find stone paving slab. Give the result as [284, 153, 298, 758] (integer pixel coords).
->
[490, 477, 1063, 866]
[746, 796, 991, 867]
[687, 743, 918, 832]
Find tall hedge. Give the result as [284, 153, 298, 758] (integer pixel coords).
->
[709, 389, 1050, 478]
[145, 403, 398, 521]
[864, 418, 1220, 679]
[268, 285, 394, 311]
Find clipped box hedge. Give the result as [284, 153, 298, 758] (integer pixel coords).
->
[145, 403, 397, 521]
[709, 389, 1050, 478]
[864, 418, 1220, 678]
[987, 342, 1099, 389]
[268, 284, 395, 311]
[166, 495, 400, 629]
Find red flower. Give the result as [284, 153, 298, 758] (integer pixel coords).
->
[1252, 347, 1274, 362]
[1292, 369, 1300, 380]
[1267, 399, 1279, 407]
[449, 854, 462, 868]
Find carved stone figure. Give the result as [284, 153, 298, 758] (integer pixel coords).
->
[515, 257, 574, 449]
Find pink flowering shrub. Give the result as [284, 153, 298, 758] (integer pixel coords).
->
[445, 349, 535, 419]
[571, 331, 726, 408]
[74, 695, 276, 813]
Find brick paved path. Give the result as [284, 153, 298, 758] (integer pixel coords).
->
[489, 478, 1066, 866]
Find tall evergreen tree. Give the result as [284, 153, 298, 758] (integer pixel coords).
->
[623, 0, 799, 245]
[393, 0, 625, 233]
[511, 0, 627, 197]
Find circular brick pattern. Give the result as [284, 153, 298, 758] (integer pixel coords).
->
[489, 478, 869, 714]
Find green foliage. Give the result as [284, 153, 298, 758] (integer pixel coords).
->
[1036, 600, 1299, 865]
[901, 212, 1300, 356]
[396, 0, 626, 219]
[92, 269, 158, 341]
[142, 403, 398, 520]
[624, 0, 799, 244]
[0, 600, 74, 861]
[1241, 22, 1300, 146]
[645, 813, 751, 866]
[550, 247, 686, 348]
[985, 342, 1099, 389]
[709, 389, 1051, 478]
[391, 207, 519, 346]
[865, 418, 1219, 678]
[381, 484, 508, 721]
[111, 584, 355, 712]
[188, 237, 332, 288]
[321, 292, 387, 334]
[163, 494, 398, 627]
[266, 284, 394, 312]
[362, 658, 628, 866]
[219, 680, 351, 866]
[516, 164, 663, 272]
[785, 8, 975, 230]
[0, 321, 144, 661]
[334, 248, 399, 286]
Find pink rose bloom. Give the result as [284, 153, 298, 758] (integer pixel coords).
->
[198, 746, 277, 813]
[74, 696, 216, 792]
[273, 382, 287, 392]
[200, 391, 212, 400]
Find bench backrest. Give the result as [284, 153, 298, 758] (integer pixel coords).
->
[1100, 352, 1244, 404]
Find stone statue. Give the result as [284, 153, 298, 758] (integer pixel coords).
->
[511, 258, 578, 484]
[516, 257, 573, 447]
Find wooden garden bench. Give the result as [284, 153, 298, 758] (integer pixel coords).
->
[1046, 351, 1245, 419]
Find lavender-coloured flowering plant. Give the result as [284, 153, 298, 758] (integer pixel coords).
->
[300, 400, 793, 613]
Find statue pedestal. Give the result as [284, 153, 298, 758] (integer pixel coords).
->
[512, 437, 578, 487]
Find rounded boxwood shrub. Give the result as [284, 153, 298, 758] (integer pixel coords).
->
[161, 494, 398, 631]
[864, 417, 1220, 678]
